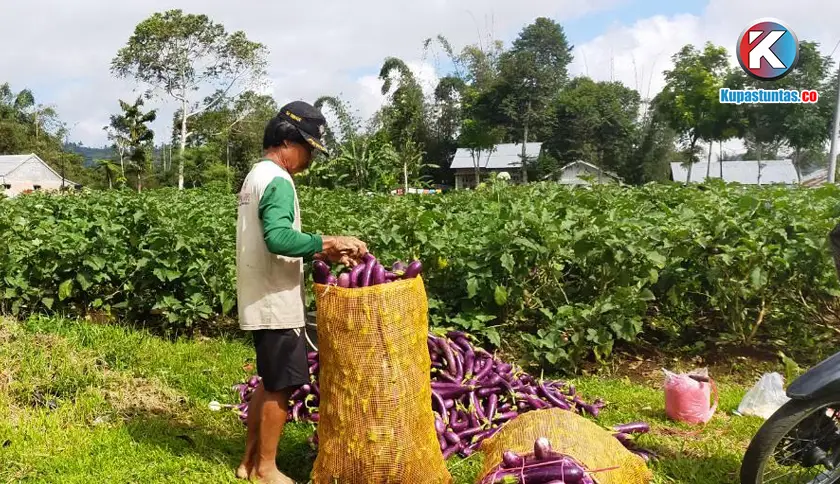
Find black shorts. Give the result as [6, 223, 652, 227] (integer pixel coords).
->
[252, 328, 310, 393]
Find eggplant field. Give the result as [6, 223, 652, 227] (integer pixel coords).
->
[2, 181, 840, 370]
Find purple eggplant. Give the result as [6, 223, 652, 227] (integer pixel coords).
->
[326, 274, 338, 285]
[442, 442, 462, 459]
[384, 271, 398, 281]
[435, 339, 457, 376]
[613, 432, 633, 447]
[493, 411, 519, 422]
[337, 273, 351, 287]
[432, 391, 448, 417]
[444, 430, 461, 445]
[613, 421, 650, 435]
[372, 263, 386, 285]
[450, 419, 469, 432]
[534, 437, 553, 461]
[349, 263, 365, 288]
[502, 450, 524, 468]
[312, 260, 331, 284]
[540, 383, 571, 410]
[362, 253, 376, 264]
[474, 357, 495, 381]
[486, 393, 498, 422]
[361, 257, 377, 286]
[404, 260, 423, 278]
[434, 415, 446, 434]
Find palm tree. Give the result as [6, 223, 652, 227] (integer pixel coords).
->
[95, 159, 119, 189]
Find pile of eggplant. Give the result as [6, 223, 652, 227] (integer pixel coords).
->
[232, 351, 321, 425]
[311, 254, 422, 287]
[232, 331, 650, 460]
[479, 437, 598, 484]
[428, 331, 606, 458]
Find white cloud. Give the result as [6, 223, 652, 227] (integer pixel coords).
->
[0, 0, 620, 146]
[569, 0, 840, 160]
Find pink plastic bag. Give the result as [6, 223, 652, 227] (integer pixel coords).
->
[663, 368, 718, 424]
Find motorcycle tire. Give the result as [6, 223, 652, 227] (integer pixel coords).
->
[740, 393, 840, 484]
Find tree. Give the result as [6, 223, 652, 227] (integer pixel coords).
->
[654, 43, 730, 183]
[314, 95, 363, 152]
[494, 18, 573, 182]
[109, 97, 156, 192]
[378, 57, 428, 151]
[776, 41, 834, 181]
[172, 90, 277, 190]
[111, 9, 268, 189]
[423, 34, 506, 184]
[95, 159, 119, 189]
[545, 77, 641, 180]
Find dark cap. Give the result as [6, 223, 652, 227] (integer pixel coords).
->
[276, 100, 329, 155]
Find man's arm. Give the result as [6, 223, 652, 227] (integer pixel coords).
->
[258, 177, 323, 260]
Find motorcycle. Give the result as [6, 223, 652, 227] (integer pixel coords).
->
[741, 225, 840, 484]
[740, 350, 840, 483]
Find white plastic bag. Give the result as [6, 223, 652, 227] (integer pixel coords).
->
[737, 372, 790, 419]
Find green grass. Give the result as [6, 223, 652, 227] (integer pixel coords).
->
[0, 316, 775, 483]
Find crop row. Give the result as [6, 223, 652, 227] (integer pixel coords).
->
[2, 182, 839, 369]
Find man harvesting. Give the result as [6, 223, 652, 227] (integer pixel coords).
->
[235, 101, 367, 483]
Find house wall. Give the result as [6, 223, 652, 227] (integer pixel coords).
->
[1, 157, 75, 197]
[557, 164, 616, 185]
[454, 168, 522, 189]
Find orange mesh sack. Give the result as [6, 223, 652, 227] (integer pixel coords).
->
[310, 276, 452, 484]
[477, 408, 653, 484]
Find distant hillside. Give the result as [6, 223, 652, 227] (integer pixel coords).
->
[64, 143, 168, 168]
[64, 143, 115, 167]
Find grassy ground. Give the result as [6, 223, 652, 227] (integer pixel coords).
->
[0, 315, 780, 483]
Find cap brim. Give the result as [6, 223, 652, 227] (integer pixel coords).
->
[300, 131, 330, 157]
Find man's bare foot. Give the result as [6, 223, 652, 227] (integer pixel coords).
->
[255, 467, 295, 484]
[234, 462, 252, 480]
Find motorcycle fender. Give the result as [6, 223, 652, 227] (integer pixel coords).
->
[787, 351, 840, 400]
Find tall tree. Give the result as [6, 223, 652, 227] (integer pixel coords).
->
[776, 41, 834, 180]
[111, 9, 268, 189]
[545, 77, 641, 180]
[109, 97, 157, 192]
[654, 43, 729, 183]
[494, 18, 573, 182]
[378, 57, 428, 151]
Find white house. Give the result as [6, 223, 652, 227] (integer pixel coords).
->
[548, 160, 621, 185]
[450, 142, 542, 189]
[0, 153, 79, 197]
[670, 159, 799, 185]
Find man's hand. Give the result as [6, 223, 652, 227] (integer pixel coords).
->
[318, 236, 368, 267]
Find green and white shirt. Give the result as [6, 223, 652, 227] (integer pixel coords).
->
[236, 160, 323, 330]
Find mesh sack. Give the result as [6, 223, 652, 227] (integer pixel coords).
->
[310, 276, 452, 484]
[477, 408, 653, 484]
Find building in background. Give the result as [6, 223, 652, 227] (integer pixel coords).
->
[450, 143, 542, 189]
[0, 153, 79, 197]
[669, 159, 799, 185]
[546, 160, 621, 185]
